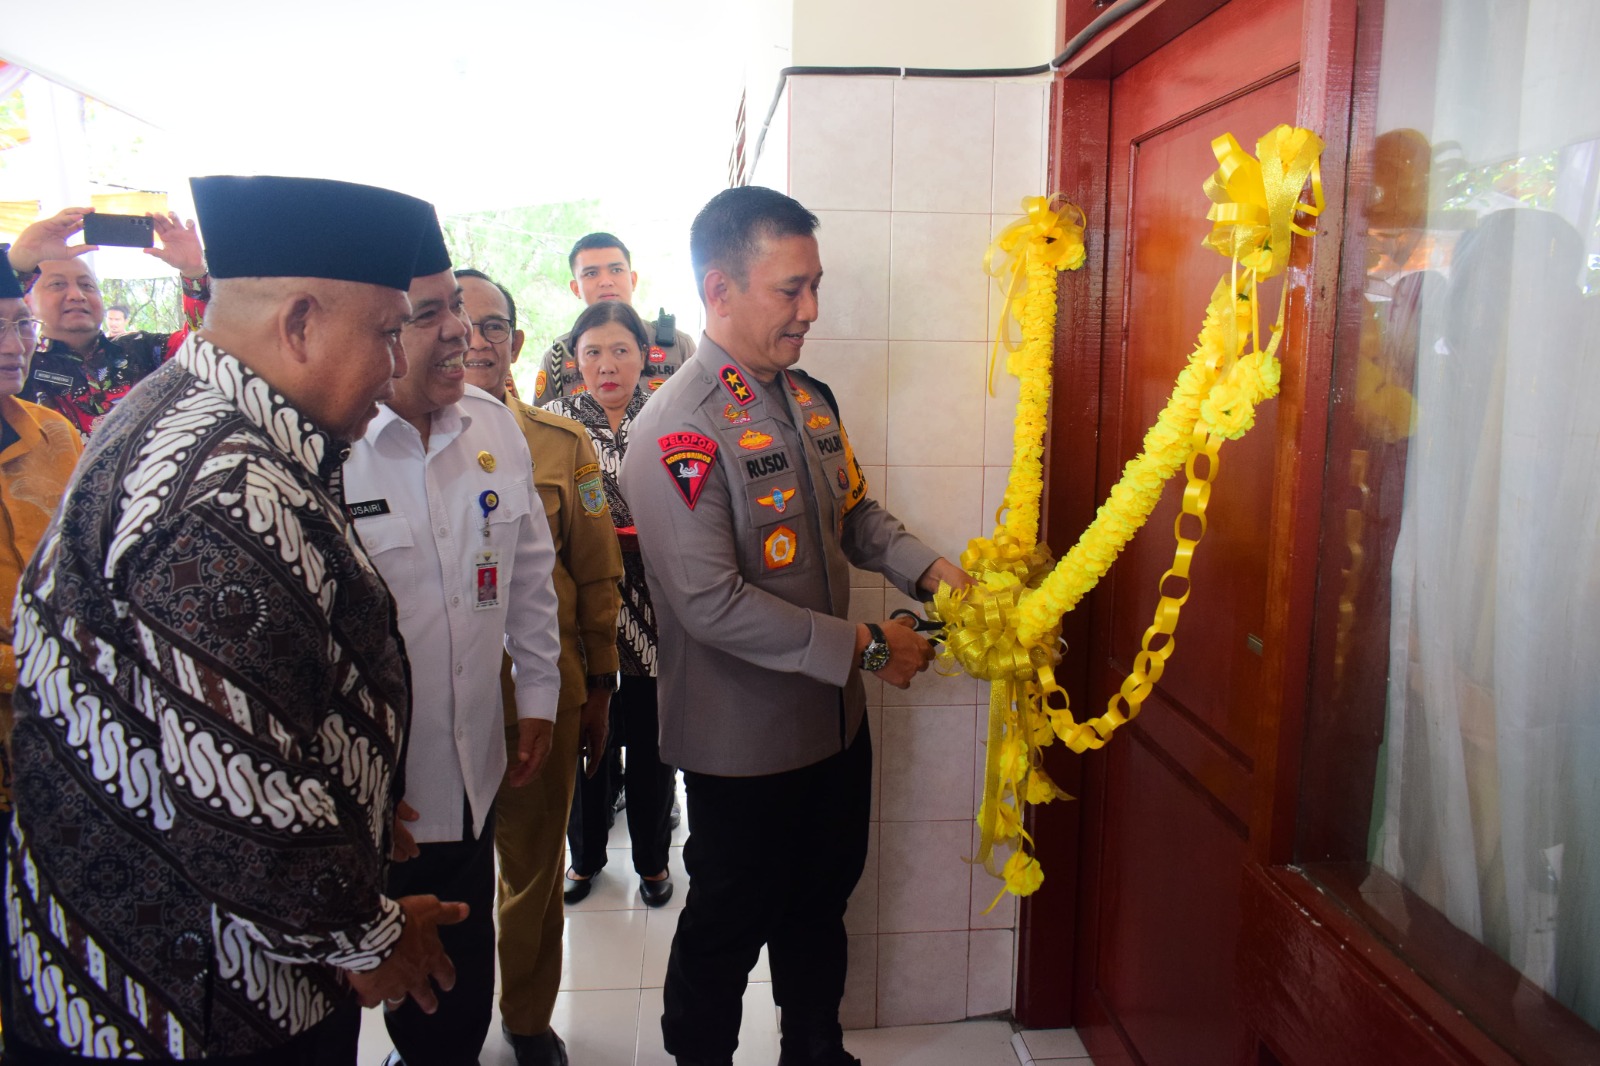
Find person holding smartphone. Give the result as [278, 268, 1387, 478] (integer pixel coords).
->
[6, 206, 209, 437]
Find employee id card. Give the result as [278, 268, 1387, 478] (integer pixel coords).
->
[474, 548, 501, 610]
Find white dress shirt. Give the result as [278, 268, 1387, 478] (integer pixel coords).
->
[345, 385, 561, 843]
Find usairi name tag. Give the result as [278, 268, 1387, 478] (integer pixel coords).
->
[474, 548, 502, 610]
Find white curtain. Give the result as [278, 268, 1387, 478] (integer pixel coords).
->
[1370, 1, 1600, 1027]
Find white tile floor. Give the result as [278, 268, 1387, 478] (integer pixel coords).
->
[356, 777, 1090, 1065]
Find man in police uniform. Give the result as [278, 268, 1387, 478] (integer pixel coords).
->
[456, 267, 624, 1066]
[344, 225, 563, 1065]
[529, 232, 696, 404]
[619, 187, 972, 1066]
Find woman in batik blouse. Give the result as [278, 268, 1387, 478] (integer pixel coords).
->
[544, 299, 677, 907]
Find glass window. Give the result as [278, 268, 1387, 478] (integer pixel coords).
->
[1296, 0, 1600, 1036]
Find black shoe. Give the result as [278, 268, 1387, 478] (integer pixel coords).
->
[675, 1057, 733, 1066]
[776, 1049, 860, 1066]
[504, 1025, 570, 1066]
[563, 868, 598, 904]
[779, 1008, 858, 1066]
[640, 873, 673, 907]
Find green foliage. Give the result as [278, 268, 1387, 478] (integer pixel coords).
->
[98, 277, 182, 333]
[442, 201, 605, 398]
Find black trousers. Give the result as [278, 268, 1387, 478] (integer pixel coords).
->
[383, 807, 497, 1066]
[567, 675, 675, 878]
[661, 719, 872, 1060]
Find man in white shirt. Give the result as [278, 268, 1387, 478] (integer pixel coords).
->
[344, 211, 563, 1066]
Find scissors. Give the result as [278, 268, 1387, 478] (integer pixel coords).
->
[890, 608, 945, 635]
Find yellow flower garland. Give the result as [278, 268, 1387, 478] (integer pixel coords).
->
[936, 126, 1325, 901]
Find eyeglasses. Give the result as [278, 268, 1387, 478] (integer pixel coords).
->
[0, 317, 41, 343]
[472, 318, 512, 344]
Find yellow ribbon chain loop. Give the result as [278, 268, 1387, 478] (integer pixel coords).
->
[947, 126, 1322, 901]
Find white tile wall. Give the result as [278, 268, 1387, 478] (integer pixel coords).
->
[812, 210, 891, 340]
[877, 931, 970, 1026]
[888, 212, 994, 341]
[784, 72, 1050, 1029]
[789, 77, 894, 211]
[892, 80, 996, 213]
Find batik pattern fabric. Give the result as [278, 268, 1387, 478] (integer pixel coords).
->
[5, 334, 411, 1058]
[542, 389, 657, 677]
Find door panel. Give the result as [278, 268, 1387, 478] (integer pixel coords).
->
[1073, 0, 1305, 1061]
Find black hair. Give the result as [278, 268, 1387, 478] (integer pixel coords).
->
[689, 186, 819, 292]
[567, 232, 632, 273]
[453, 268, 518, 329]
[108, 304, 131, 316]
[570, 299, 650, 361]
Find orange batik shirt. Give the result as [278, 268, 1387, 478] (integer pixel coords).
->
[0, 395, 82, 810]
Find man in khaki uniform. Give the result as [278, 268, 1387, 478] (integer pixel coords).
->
[529, 232, 696, 405]
[620, 188, 972, 1066]
[457, 268, 623, 1066]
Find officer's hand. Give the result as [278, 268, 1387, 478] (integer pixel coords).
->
[390, 800, 421, 862]
[579, 688, 612, 780]
[873, 615, 935, 690]
[508, 718, 555, 787]
[146, 212, 206, 279]
[346, 894, 468, 1013]
[7, 208, 96, 274]
[917, 557, 975, 596]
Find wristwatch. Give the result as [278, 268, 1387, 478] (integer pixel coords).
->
[586, 671, 620, 694]
[859, 623, 891, 673]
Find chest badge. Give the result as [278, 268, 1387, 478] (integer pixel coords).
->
[737, 429, 773, 451]
[763, 525, 798, 570]
[722, 403, 752, 425]
[534, 369, 548, 396]
[719, 364, 756, 406]
[478, 450, 496, 472]
[757, 486, 796, 513]
[806, 412, 832, 431]
[648, 345, 667, 364]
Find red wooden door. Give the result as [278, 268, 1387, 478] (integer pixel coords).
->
[1068, 0, 1306, 1062]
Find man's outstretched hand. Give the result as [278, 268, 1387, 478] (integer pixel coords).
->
[346, 895, 469, 1014]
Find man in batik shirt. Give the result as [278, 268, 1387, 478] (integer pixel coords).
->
[6, 207, 209, 437]
[4, 176, 466, 1063]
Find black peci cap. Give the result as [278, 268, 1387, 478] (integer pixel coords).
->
[0, 245, 24, 300]
[190, 175, 435, 290]
[412, 203, 452, 278]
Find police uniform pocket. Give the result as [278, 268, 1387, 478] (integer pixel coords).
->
[354, 513, 418, 618]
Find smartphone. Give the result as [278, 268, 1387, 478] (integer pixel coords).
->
[82, 213, 154, 249]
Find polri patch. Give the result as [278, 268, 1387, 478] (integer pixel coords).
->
[649, 346, 667, 364]
[534, 369, 548, 396]
[347, 499, 390, 519]
[659, 432, 718, 510]
[719, 364, 755, 406]
[763, 525, 798, 570]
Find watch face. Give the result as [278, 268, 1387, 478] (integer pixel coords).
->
[863, 642, 892, 673]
